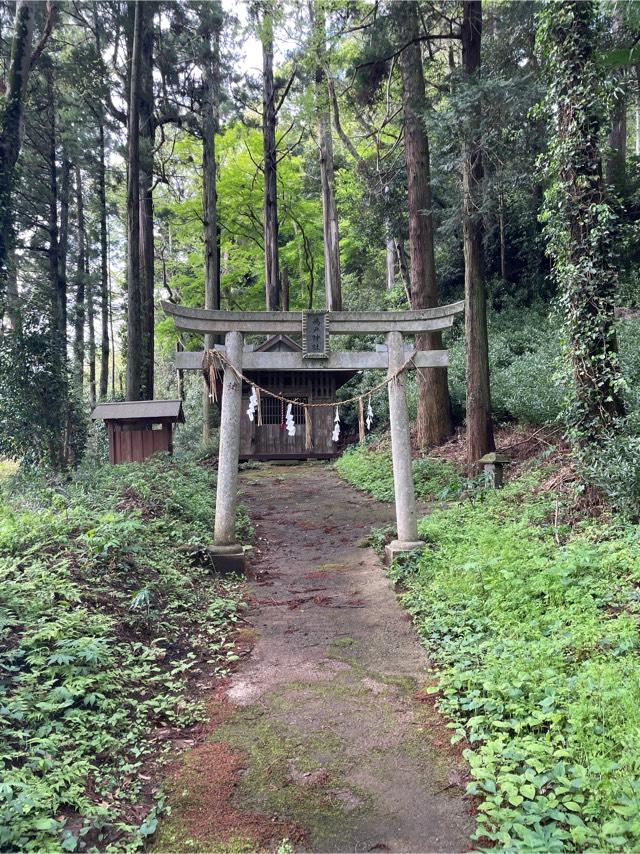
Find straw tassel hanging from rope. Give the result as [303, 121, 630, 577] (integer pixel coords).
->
[304, 406, 312, 451]
[202, 349, 220, 403]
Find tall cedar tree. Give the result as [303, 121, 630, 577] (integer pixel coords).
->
[126, 0, 143, 400]
[73, 164, 86, 394]
[139, 0, 155, 398]
[396, 1, 453, 448]
[312, 0, 342, 311]
[202, 4, 222, 443]
[0, 1, 36, 325]
[98, 120, 110, 399]
[261, 3, 280, 310]
[538, 0, 625, 445]
[462, 0, 495, 467]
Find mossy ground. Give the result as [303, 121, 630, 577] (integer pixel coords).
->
[156, 464, 472, 852]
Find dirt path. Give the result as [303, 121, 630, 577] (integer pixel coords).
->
[160, 463, 472, 853]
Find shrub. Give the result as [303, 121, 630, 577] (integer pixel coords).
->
[580, 418, 640, 518]
[447, 306, 564, 427]
[335, 444, 462, 502]
[0, 455, 245, 851]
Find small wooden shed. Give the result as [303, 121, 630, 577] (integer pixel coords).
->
[239, 335, 356, 461]
[91, 400, 185, 464]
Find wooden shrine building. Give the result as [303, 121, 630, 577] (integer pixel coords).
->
[91, 400, 185, 464]
[238, 334, 356, 460]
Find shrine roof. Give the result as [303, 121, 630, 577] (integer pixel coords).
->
[91, 400, 185, 423]
[255, 334, 302, 352]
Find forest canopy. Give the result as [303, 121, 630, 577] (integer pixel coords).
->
[0, 0, 639, 483]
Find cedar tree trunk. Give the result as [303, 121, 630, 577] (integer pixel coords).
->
[262, 7, 280, 310]
[126, 0, 143, 400]
[397, 0, 452, 448]
[312, 0, 342, 311]
[462, 0, 495, 468]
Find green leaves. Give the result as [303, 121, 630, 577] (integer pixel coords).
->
[393, 472, 640, 850]
[335, 445, 462, 503]
[0, 455, 245, 850]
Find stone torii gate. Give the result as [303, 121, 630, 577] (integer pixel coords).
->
[162, 300, 463, 569]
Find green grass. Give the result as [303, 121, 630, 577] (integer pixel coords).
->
[0, 454, 247, 852]
[335, 443, 462, 502]
[389, 473, 640, 851]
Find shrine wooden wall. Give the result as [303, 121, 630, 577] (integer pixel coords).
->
[108, 423, 173, 464]
[239, 371, 339, 460]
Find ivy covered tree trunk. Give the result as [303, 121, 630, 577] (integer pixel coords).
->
[397, 0, 453, 449]
[538, 0, 625, 446]
[462, 0, 495, 467]
[605, 6, 626, 196]
[0, 1, 36, 321]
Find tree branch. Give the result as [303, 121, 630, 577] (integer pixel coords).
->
[29, 1, 55, 70]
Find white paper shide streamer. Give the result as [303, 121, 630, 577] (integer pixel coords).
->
[331, 406, 340, 443]
[246, 386, 258, 421]
[285, 403, 296, 436]
[365, 396, 374, 431]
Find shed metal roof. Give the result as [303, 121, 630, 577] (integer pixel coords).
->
[91, 399, 185, 423]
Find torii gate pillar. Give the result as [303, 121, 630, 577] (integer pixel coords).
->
[385, 331, 423, 563]
[209, 330, 245, 571]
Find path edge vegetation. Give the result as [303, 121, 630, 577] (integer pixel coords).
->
[0, 454, 249, 852]
[335, 445, 640, 851]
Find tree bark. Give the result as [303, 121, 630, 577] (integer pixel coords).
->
[635, 65, 640, 157]
[98, 121, 110, 399]
[126, 0, 143, 401]
[462, 0, 495, 468]
[44, 57, 67, 468]
[0, 1, 36, 320]
[58, 155, 70, 350]
[139, 0, 154, 399]
[606, 83, 626, 193]
[202, 10, 221, 444]
[108, 219, 116, 396]
[86, 253, 96, 408]
[261, 5, 280, 310]
[397, 0, 452, 448]
[73, 164, 86, 395]
[312, 0, 341, 311]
